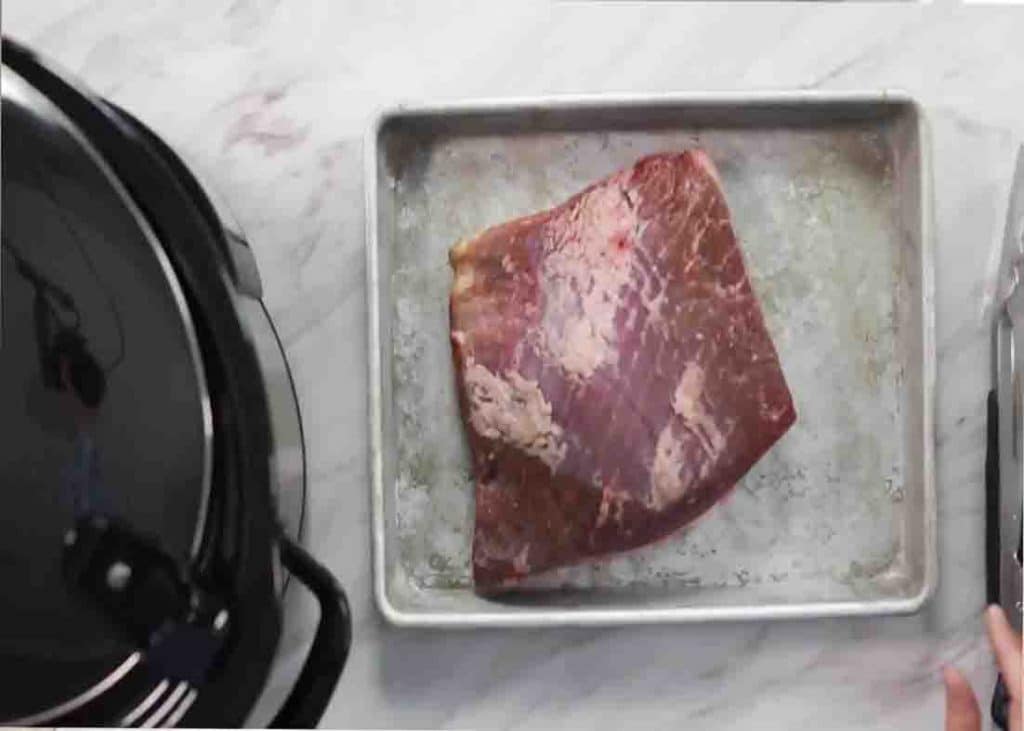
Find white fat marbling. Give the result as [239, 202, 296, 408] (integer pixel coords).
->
[7, 0, 1023, 728]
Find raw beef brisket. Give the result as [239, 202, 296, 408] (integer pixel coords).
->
[449, 151, 796, 590]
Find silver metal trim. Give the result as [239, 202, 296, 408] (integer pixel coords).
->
[236, 297, 308, 593]
[119, 679, 170, 727]
[141, 681, 188, 728]
[366, 90, 937, 627]
[163, 688, 198, 728]
[366, 96, 387, 628]
[0, 65, 215, 563]
[3, 651, 142, 725]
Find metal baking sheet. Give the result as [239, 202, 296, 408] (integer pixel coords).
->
[366, 92, 935, 627]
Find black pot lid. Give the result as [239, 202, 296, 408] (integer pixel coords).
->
[1, 64, 212, 718]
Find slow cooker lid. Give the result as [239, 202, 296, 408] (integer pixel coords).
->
[1, 64, 212, 719]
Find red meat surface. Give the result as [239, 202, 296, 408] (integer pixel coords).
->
[449, 150, 796, 591]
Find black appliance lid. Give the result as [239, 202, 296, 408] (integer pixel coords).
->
[1, 63, 213, 718]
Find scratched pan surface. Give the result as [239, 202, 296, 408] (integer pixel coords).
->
[366, 93, 935, 626]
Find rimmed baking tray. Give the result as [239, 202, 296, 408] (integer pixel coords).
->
[366, 91, 935, 627]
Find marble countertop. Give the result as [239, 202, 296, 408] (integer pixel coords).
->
[7, 1, 1024, 728]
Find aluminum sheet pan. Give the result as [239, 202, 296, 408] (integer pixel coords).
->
[366, 92, 935, 627]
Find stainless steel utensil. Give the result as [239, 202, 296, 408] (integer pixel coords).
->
[988, 143, 1024, 730]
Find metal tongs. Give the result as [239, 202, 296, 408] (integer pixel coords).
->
[988, 145, 1024, 729]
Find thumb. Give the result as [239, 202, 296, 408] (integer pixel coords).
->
[944, 665, 982, 731]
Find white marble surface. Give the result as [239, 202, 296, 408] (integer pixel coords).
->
[6, 1, 1024, 728]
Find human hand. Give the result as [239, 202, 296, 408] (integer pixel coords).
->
[944, 605, 1022, 731]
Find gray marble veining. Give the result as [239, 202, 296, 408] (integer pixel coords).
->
[6, 0, 1023, 728]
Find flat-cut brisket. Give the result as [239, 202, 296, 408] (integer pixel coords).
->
[449, 151, 796, 590]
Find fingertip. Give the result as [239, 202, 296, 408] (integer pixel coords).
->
[985, 604, 1014, 644]
[942, 665, 975, 700]
[942, 665, 982, 730]
[943, 664, 966, 687]
[985, 604, 1010, 629]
